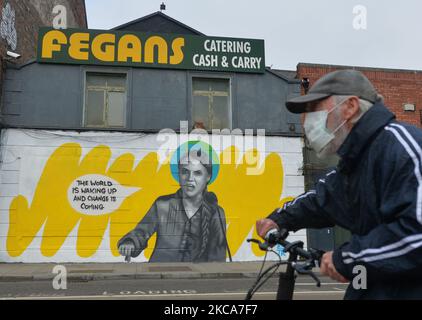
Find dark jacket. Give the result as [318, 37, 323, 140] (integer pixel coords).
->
[269, 103, 422, 299]
[118, 189, 228, 262]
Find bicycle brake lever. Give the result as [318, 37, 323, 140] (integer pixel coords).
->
[309, 248, 325, 266]
[308, 270, 321, 287]
[292, 262, 321, 287]
[247, 238, 269, 251]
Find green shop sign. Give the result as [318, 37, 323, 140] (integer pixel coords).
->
[37, 27, 265, 73]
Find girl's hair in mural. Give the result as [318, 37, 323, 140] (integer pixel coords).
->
[177, 142, 213, 180]
[170, 140, 220, 185]
[199, 191, 220, 259]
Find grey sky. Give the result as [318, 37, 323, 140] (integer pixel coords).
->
[85, 0, 422, 71]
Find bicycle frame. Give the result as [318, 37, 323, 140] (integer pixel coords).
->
[276, 249, 298, 300]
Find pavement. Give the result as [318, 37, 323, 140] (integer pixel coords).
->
[0, 261, 308, 282]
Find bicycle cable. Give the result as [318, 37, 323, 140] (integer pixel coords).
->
[249, 249, 286, 298]
[246, 246, 269, 299]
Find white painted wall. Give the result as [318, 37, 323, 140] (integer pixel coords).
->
[0, 129, 306, 263]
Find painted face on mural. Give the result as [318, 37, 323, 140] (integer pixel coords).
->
[179, 159, 211, 199]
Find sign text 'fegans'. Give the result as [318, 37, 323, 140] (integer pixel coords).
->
[37, 28, 265, 73]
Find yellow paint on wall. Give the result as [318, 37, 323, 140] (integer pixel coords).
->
[210, 147, 294, 257]
[6, 143, 297, 260]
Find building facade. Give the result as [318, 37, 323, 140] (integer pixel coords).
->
[0, 0, 87, 102]
[0, 11, 306, 263]
[3, 7, 419, 264]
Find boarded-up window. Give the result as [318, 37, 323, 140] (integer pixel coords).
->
[192, 78, 231, 130]
[84, 73, 126, 128]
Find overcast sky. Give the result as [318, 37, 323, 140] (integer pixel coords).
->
[86, 0, 422, 71]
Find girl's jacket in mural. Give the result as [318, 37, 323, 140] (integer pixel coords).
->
[118, 189, 227, 262]
[269, 103, 422, 299]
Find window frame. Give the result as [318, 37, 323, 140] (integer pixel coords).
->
[82, 69, 130, 129]
[189, 73, 234, 131]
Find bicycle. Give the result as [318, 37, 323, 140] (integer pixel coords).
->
[245, 229, 325, 300]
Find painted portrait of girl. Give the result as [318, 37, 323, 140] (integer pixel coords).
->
[118, 141, 230, 262]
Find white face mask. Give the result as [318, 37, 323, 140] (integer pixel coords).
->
[304, 99, 348, 157]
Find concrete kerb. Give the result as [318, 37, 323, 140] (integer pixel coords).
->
[0, 261, 278, 282]
[0, 272, 267, 282]
[134, 273, 162, 280]
[161, 272, 202, 279]
[0, 275, 34, 282]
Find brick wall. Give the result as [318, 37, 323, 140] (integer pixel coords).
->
[297, 63, 422, 127]
[0, 0, 87, 63]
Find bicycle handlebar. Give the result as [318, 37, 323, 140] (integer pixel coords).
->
[246, 229, 325, 299]
[248, 228, 324, 263]
[278, 237, 322, 262]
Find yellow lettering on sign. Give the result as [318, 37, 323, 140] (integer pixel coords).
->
[170, 37, 185, 65]
[41, 30, 188, 66]
[118, 34, 142, 63]
[92, 33, 116, 62]
[144, 36, 168, 64]
[69, 33, 90, 60]
[41, 30, 67, 59]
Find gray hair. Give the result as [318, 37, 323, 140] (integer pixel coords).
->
[333, 94, 384, 124]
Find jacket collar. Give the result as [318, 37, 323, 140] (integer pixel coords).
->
[174, 188, 218, 215]
[337, 102, 395, 173]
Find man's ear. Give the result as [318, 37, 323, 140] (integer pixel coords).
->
[343, 96, 360, 121]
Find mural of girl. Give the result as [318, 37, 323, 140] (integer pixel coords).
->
[118, 141, 231, 262]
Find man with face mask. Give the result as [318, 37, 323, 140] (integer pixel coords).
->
[256, 69, 422, 299]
